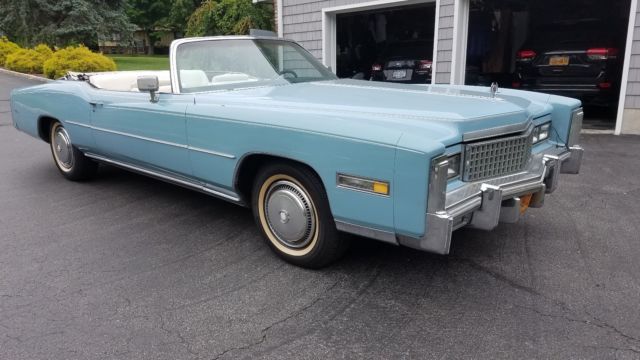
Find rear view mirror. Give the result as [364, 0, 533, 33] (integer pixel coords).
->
[137, 75, 159, 103]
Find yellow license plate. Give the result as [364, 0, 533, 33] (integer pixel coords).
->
[520, 194, 533, 215]
[549, 56, 570, 66]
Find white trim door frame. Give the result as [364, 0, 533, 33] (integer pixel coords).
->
[277, 0, 284, 37]
[450, 0, 469, 84]
[616, 0, 638, 134]
[322, 0, 438, 75]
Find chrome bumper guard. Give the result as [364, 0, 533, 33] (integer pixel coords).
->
[399, 145, 584, 254]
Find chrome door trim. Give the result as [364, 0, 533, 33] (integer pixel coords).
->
[66, 121, 235, 159]
[188, 146, 236, 159]
[84, 152, 243, 204]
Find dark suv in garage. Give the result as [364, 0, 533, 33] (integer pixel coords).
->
[370, 40, 433, 84]
[513, 19, 623, 107]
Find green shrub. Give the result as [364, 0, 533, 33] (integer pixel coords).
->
[5, 49, 41, 73]
[43, 45, 117, 79]
[0, 36, 21, 66]
[5, 44, 53, 74]
[33, 44, 54, 58]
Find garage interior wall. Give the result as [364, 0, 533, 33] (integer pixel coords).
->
[281, 0, 455, 82]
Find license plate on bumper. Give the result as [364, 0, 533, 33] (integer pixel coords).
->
[392, 70, 407, 79]
[519, 194, 533, 214]
[549, 56, 570, 66]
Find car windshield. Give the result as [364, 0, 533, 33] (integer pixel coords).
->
[175, 38, 337, 93]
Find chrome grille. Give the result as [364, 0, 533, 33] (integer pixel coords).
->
[463, 130, 533, 181]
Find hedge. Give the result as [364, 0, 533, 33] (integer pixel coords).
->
[0, 37, 21, 66]
[5, 44, 53, 74]
[2, 40, 117, 78]
[43, 45, 117, 79]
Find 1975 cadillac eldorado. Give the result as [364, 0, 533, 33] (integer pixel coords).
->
[10, 36, 584, 268]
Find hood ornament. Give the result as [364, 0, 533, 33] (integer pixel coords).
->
[490, 82, 499, 98]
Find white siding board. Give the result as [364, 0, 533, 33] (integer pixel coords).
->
[433, 0, 455, 83]
[625, 4, 640, 109]
[438, 39, 452, 51]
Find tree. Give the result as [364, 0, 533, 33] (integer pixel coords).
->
[168, 0, 201, 35]
[0, 0, 134, 48]
[186, 0, 274, 37]
[125, 0, 172, 55]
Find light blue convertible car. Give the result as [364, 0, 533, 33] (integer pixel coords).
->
[10, 36, 583, 268]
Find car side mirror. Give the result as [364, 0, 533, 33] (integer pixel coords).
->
[137, 75, 160, 103]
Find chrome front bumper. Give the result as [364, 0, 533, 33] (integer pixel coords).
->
[398, 145, 584, 254]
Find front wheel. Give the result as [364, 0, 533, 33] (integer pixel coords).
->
[251, 163, 347, 268]
[50, 121, 98, 181]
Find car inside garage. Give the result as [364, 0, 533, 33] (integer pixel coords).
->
[335, 3, 436, 83]
[464, 0, 632, 129]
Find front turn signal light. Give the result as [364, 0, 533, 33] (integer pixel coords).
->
[337, 174, 390, 196]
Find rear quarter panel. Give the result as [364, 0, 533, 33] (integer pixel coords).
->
[11, 81, 94, 148]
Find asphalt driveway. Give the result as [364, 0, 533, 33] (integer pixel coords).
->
[1, 72, 639, 359]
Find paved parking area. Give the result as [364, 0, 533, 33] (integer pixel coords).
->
[1, 72, 640, 359]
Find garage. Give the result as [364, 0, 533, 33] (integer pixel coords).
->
[463, 0, 632, 129]
[333, 2, 436, 82]
[281, 0, 640, 134]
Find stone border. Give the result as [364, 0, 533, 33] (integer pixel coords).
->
[0, 67, 51, 82]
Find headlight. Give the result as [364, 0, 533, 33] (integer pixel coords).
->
[447, 154, 461, 179]
[532, 122, 551, 144]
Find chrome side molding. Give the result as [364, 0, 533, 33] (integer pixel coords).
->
[84, 153, 243, 204]
[66, 121, 236, 159]
[335, 220, 398, 245]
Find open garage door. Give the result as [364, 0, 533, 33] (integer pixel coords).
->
[464, 0, 631, 129]
[335, 3, 436, 83]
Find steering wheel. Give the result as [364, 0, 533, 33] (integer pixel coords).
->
[279, 70, 298, 78]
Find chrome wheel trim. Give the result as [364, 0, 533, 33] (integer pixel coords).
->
[264, 180, 316, 249]
[52, 124, 74, 171]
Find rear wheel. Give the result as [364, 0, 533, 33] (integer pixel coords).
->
[49, 121, 98, 181]
[251, 162, 347, 268]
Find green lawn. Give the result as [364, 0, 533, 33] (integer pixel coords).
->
[107, 55, 169, 71]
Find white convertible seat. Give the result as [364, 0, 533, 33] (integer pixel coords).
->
[89, 71, 171, 92]
[211, 73, 251, 84]
[210, 73, 259, 86]
[179, 69, 210, 89]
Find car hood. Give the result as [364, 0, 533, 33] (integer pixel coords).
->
[197, 79, 553, 149]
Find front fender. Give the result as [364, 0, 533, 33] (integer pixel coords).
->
[393, 132, 445, 238]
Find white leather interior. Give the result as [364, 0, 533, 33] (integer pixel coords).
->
[211, 73, 251, 84]
[89, 70, 260, 93]
[89, 71, 171, 92]
[179, 70, 210, 89]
